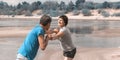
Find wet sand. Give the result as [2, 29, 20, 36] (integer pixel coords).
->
[1, 29, 120, 60]
[38, 47, 120, 60]
[1, 39, 120, 60]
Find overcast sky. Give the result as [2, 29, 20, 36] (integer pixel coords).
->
[0, 0, 120, 5]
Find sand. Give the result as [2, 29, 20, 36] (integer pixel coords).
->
[38, 47, 120, 60]
[1, 38, 120, 60]
[0, 28, 120, 60]
[1, 15, 120, 60]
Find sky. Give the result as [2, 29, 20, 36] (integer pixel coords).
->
[0, 0, 120, 5]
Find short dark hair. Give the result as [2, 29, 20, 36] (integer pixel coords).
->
[59, 15, 68, 26]
[40, 15, 52, 26]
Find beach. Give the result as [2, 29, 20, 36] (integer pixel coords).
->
[1, 16, 120, 60]
[1, 34, 120, 60]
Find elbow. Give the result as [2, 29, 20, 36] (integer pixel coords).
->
[39, 42, 48, 51]
[40, 46, 46, 51]
[41, 48, 45, 51]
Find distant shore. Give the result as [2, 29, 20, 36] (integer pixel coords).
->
[1, 15, 120, 21]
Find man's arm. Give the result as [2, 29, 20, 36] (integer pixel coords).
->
[38, 35, 49, 51]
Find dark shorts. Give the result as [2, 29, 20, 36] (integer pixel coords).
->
[63, 48, 76, 58]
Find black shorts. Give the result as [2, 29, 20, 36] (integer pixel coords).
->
[63, 48, 76, 58]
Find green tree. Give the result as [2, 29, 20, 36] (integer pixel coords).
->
[67, 1, 75, 12]
[75, 0, 85, 9]
[21, 1, 30, 10]
[17, 3, 22, 9]
[42, 1, 59, 14]
[84, 2, 94, 9]
[102, 1, 110, 8]
[31, 1, 42, 11]
[59, 1, 66, 10]
[95, 3, 103, 9]
[112, 3, 120, 9]
[81, 9, 91, 16]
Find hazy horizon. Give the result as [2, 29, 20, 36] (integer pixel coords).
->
[0, 0, 120, 5]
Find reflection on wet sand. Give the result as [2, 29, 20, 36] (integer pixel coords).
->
[1, 18, 120, 60]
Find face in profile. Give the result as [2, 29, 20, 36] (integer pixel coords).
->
[58, 18, 65, 27]
[45, 23, 51, 30]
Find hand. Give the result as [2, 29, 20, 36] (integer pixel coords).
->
[46, 29, 53, 34]
[47, 34, 53, 40]
[53, 28, 59, 33]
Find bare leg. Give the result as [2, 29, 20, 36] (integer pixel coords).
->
[64, 57, 73, 60]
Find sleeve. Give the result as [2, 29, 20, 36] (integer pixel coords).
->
[59, 27, 66, 33]
[37, 28, 45, 36]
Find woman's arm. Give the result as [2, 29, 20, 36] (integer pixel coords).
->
[52, 31, 64, 40]
[46, 28, 63, 40]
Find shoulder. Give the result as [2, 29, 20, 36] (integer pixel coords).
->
[33, 25, 45, 35]
[35, 25, 44, 31]
[60, 27, 67, 32]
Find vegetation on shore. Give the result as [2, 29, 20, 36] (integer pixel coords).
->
[0, 0, 120, 17]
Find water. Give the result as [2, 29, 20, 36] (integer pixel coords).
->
[1, 18, 120, 60]
[73, 34, 120, 48]
[0, 18, 120, 48]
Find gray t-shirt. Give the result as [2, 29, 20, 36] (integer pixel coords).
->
[59, 27, 76, 51]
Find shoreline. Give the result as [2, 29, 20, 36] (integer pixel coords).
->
[1, 28, 120, 38]
[1, 15, 120, 21]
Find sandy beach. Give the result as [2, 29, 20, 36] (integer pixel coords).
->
[0, 27, 120, 60]
[1, 34, 120, 60]
[38, 47, 120, 60]
[1, 16, 120, 60]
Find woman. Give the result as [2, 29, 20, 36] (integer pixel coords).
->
[50, 15, 76, 60]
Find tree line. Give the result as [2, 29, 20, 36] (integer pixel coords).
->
[0, 0, 120, 17]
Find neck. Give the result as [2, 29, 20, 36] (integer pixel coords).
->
[60, 26, 65, 28]
[40, 24, 46, 30]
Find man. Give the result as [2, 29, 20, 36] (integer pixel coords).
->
[16, 15, 52, 60]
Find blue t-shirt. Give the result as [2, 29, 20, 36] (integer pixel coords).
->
[18, 24, 45, 60]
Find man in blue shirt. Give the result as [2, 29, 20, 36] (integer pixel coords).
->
[16, 15, 52, 60]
